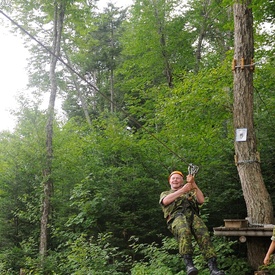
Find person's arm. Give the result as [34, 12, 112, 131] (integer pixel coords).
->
[264, 240, 275, 265]
[162, 183, 193, 206]
[187, 175, 205, 204]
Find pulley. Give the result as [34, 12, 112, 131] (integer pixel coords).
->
[188, 163, 199, 176]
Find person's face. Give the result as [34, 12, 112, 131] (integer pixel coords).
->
[169, 174, 184, 190]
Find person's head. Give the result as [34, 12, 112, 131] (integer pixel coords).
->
[168, 171, 184, 190]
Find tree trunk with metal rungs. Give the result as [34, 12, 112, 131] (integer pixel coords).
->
[233, 0, 274, 270]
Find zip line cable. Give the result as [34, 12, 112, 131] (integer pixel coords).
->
[0, 9, 195, 169]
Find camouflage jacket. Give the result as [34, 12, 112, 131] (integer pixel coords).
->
[159, 189, 199, 223]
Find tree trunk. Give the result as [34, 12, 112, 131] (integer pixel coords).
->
[233, 0, 274, 269]
[39, 0, 65, 262]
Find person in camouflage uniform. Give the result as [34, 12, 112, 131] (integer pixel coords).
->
[159, 171, 225, 275]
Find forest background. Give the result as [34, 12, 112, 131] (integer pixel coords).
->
[0, 0, 274, 274]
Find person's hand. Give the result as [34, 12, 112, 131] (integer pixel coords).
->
[186, 174, 195, 183]
[186, 175, 197, 189]
[182, 182, 193, 193]
[263, 255, 270, 265]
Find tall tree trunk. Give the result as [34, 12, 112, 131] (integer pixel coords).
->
[233, 0, 273, 269]
[39, 0, 65, 262]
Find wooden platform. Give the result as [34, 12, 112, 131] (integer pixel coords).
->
[213, 226, 274, 237]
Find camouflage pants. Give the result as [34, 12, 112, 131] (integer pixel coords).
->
[169, 210, 216, 260]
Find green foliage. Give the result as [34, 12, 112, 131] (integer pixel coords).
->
[193, 237, 252, 274]
[130, 235, 252, 274]
[64, 233, 124, 275]
[259, 255, 275, 272]
[57, 115, 168, 247]
[253, 57, 275, 202]
[130, 236, 184, 274]
[1, 0, 275, 273]
[0, 105, 47, 250]
[0, 246, 25, 275]
[42, 233, 124, 275]
[16, 233, 126, 274]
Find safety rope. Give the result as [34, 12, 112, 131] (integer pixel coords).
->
[0, 9, 198, 172]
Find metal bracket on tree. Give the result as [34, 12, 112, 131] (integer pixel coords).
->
[231, 58, 256, 71]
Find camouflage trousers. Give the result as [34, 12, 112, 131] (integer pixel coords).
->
[169, 210, 216, 260]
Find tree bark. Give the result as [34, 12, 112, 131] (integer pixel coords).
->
[39, 0, 65, 261]
[233, 0, 273, 269]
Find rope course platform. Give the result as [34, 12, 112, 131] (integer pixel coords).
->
[213, 219, 274, 240]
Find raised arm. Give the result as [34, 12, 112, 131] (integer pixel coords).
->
[162, 172, 205, 206]
[187, 174, 205, 204]
[162, 183, 193, 206]
[264, 240, 275, 265]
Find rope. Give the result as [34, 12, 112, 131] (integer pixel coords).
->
[0, 9, 193, 167]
